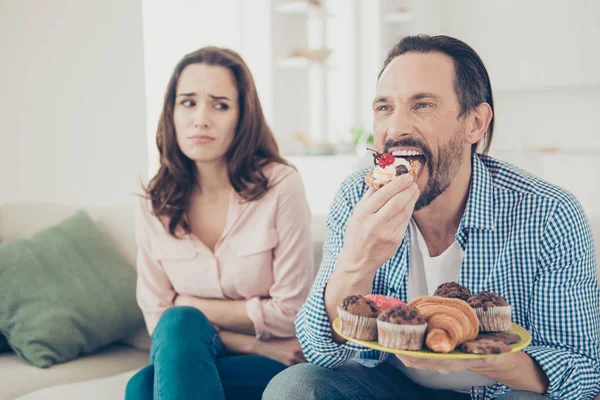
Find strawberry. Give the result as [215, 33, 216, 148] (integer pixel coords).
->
[378, 153, 395, 168]
[365, 294, 406, 309]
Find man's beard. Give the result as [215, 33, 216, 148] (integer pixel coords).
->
[415, 132, 464, 211]
[384, 130, 465, 211]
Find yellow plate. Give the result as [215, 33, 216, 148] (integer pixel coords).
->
[333, 318, 532, 359]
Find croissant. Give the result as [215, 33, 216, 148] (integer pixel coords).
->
[408, 296, 479, 353]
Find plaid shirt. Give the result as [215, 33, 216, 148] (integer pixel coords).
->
[296, 154, 600, 400]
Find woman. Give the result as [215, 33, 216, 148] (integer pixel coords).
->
[125, 47, 314, 400]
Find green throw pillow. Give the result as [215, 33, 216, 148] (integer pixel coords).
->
[0, 210, 144, 367]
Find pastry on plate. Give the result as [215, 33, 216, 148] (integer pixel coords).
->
[408, 296, 479, 353]
[337, 295, 380, 340]
[467, 291, 512, 332]
[377, 304, 427, 350]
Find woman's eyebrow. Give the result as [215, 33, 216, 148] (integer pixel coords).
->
[208, 94, 231, 101]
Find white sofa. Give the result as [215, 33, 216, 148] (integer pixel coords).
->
[0, 203, 327, 400]
[1, 203, 598, 400]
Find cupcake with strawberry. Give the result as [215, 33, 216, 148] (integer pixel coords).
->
[364, 148, 421, 190]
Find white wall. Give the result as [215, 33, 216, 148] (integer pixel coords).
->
[142, 0, 244, 176]
[434, 0, 600, 218]
[0, 0, 148, 207]
[436, 0, 600, 152]
[441, 0, 600, 91]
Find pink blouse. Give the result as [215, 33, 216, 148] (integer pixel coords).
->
[135, 163, 315, 340]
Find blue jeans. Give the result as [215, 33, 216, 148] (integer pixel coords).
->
[262, 362, 549, 400]
[125, 306, 286, 400]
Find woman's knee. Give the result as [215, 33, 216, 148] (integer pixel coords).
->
[153, 306, 212, 339]
[262, 363, 334, 400]
[151, 306, 218, 361]
[125, 365, 154, 400]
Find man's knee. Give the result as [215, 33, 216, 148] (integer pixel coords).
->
[263, 363, 334, 400]
[495, 390, 549, 400]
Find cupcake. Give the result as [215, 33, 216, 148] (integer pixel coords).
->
[364, 149, 421, 190]
[467, 291, 512, 332]
[377, 304, 427, 350]
[365, 294, 406, 310]
[434, 281, 472, 301]
[337, 295, 379, 340]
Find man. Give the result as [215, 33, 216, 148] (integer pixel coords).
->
[263, 35, 600, 400]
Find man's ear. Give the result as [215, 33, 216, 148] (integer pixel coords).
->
[466, 102, 493, 145]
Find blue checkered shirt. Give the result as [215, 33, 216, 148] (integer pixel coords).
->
[296, 154, 600, 400]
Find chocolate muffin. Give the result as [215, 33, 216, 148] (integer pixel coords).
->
[376, 305, 427, 350]
[460, 338, 512, 355]
[337, 295, 379, 340]
[476, 331, 521, 345]
[467, 291, 512, 332]
[433, 282, 472, 301]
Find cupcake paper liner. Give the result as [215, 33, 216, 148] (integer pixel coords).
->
[376, 320, 427, 350]
[337, 307, 378, 340]
[475, 305, 512, 332]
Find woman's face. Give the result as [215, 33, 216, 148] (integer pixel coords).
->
[173, 63, 239, 166]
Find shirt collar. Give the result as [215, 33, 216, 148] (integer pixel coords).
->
[458, 154, 495, 232]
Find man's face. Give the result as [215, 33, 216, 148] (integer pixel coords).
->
[373, 52, 470, 210]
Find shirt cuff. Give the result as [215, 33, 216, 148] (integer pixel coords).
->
[246, 297, 270, 340]
[523, 345, 586, 399]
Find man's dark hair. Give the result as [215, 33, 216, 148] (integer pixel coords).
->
[379, 35, 494, 155]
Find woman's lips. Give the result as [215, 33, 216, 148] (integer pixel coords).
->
[188, 135, 215, 144]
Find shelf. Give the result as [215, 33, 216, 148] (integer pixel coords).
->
[277, 53, 331, 68]
[275, 1, 328, 16]
[277, 57, 310, 68]
[493, 148, 600, 156]
[385, 12, 413, 23]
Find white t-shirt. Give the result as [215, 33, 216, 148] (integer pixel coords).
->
[387, 220, 497, 393]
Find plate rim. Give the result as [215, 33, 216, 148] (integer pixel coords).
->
[332, 318, 532, 359]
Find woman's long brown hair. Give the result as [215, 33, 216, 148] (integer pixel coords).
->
[144, 47, 288, 237]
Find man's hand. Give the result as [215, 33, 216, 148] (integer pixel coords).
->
[324, 173, 419, 343]
[256, 338, 306, 367]
[339, 173, 419, 275]
[397, 351, 549, 394]
[396, 354, 498, 375]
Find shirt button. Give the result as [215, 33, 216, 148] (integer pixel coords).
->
[389, 287, 397, 294]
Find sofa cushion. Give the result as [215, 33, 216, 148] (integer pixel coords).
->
[0, 345, 147, 400]
[14, 368, 140, 400]
[0, 210, 144, 368]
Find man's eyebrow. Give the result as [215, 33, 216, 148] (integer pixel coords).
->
[373, 96, 389, 104]
[372, 93, 442, 104]
[411, 92, 441, 101]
